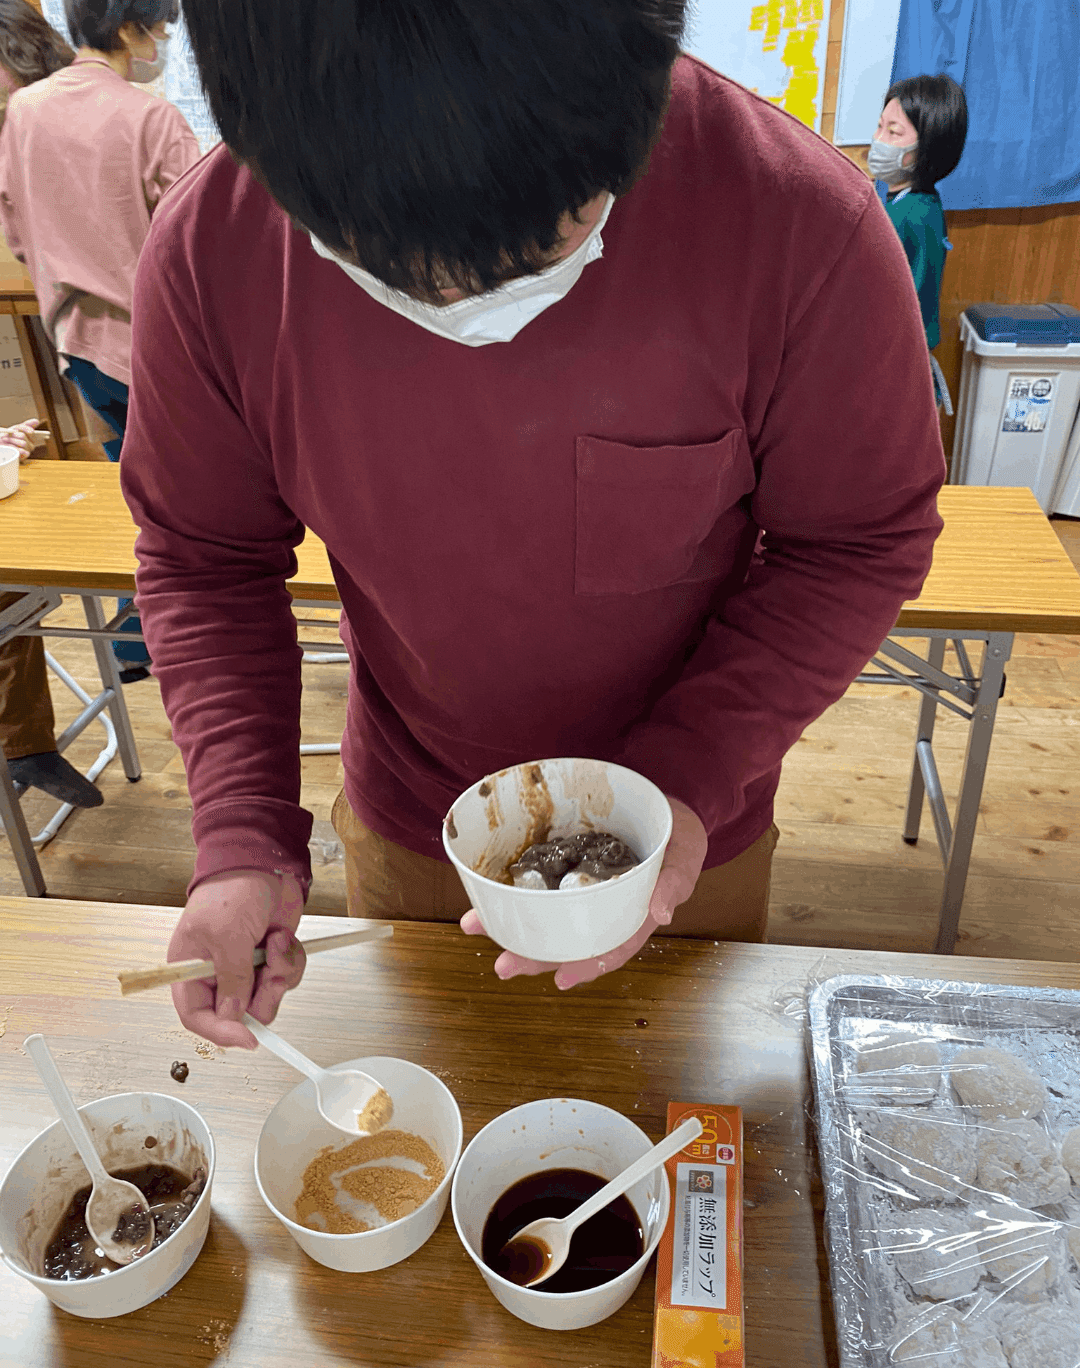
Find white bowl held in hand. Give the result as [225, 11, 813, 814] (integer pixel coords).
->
[442, 758, 673, 963]
[0, 1092, 214, 1318]
[451, 1097, 670, 1331]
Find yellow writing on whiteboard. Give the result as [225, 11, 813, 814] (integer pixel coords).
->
[749, 0, 825, 129]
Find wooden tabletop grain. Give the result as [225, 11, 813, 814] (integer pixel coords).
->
[4, 897, 1080, 1367]
[0, 461, 337, 602]
[3, 463, 1080, 631]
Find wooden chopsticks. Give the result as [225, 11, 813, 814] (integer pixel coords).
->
[118, 924, 394, 996]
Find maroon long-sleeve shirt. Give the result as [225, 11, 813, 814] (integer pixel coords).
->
[120, 56, 945, 897]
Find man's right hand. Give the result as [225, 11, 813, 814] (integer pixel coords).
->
[168, 869, 307, 1049]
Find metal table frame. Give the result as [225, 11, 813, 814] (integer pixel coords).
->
[857, 628, 1013, 954]
[4, 588, 1013, 953]
[1, 590, 346, 896]
[0, 586, 142, 895]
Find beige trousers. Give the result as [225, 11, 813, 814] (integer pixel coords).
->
[330, 790, 777, 943]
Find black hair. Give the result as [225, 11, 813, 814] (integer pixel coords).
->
[884, 73, 968, 194]
[64, 0, 178, 53]
[0, 0, 74, 90]
[183, 0, 686, 303]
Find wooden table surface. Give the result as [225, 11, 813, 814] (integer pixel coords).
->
[3, 898, 1080, 1367]
[0, 247, 36, 301]
[0, 460, 337, 602]
[3, 463, 1080, 631]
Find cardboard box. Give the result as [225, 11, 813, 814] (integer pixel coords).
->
[0, 316, 34, 401]
[0, 394, 38, 430]
[651, 1102, 744, 1368]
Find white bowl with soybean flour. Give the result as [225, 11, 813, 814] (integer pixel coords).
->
[254, 1056, 462, 1273]
[0, 1092, 215, 1318]
[442, 758, 673, 962]
[451, 1097, 670, 1331]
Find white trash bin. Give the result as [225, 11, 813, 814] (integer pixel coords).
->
[951, 304, 1080, 512]
[1053, 404, 1080, 516]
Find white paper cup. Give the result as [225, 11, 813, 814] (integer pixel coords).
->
[255, 1056, 462, 1273]
[0, 444, 19, 499]
[442, 758, 673, 962]
[0, 1092, 215, 1319]
[451, 1097, 669, 1331]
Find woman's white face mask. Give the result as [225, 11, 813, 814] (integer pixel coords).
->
[868, 137, 917, 186]
[309, 193, 615, 346]
[128, 31, 169, 83]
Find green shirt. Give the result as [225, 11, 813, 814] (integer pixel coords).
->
[884, 188, 949, 351]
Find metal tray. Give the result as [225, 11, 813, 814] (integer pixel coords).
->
[808, 974, 1080, 1368]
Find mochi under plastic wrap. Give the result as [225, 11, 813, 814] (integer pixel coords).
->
[806, 976, 1080, 1368]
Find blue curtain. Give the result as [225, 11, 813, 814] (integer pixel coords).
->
[891, 0, 1080, 210]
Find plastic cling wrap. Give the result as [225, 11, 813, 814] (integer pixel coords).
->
[808, 976, 1080, 1368]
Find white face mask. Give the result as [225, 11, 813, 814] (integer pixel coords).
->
[128, 32, 169, 84]
[309, 193, 614, 346]
[868, 137, 917, 186]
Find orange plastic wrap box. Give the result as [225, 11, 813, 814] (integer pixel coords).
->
[650, 1102, 744, 1368]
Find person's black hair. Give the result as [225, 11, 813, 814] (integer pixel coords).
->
[0, 0, 74, 89]
[884, 73, 968, 194]
[183, 0, 687, 303]
[64, 0, 179, 53]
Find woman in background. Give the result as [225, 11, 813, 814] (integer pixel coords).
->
[870, 74, 968, 413]
[0, 0, 73, 129]
[0, 5, 101, 807]
[0, 0, 200, 679]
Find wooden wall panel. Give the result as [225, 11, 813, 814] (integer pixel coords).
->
[822, 0, 871, 175]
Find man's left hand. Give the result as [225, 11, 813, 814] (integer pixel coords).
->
[459, 795, 708, 988]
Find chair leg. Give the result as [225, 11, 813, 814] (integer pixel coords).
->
[0, 756, 46, 896]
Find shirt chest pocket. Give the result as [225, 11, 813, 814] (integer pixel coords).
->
[574, 431, 755, 596]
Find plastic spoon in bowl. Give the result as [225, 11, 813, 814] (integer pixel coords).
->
[497, 1115, 704, 1288]
[24, 1034, 155, 1266]
[242, 1014, 393, 1138]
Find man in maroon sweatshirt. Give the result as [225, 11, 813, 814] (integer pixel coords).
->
[120, 2, 945, 1049]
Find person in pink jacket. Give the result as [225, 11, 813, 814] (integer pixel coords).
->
[0, 2, 100, 806]
[0, 0, 200, 679]
[120, 1, 946, 1049]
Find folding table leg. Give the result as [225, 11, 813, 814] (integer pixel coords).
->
[933, 632, 1012, 954]
[0, 756, 46, 896]
[82, 596, 141, 782]
[902, 636, 947, 845]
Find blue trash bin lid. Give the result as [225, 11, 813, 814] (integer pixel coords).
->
[964, 303, 1080, 345]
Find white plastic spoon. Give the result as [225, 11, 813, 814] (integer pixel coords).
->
[497, 1115, 704, 1288]
[242, 1014, 393, 1137]
[25, 1034, 155, 1266]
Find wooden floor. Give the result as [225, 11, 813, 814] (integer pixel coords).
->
[4, 522, 1080, 963]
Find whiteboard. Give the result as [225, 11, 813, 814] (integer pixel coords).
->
[683, 0, 833, 133]
[834, 0, 903, 144]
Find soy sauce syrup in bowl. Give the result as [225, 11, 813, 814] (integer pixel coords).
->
[481, 1168, 644, 1293]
